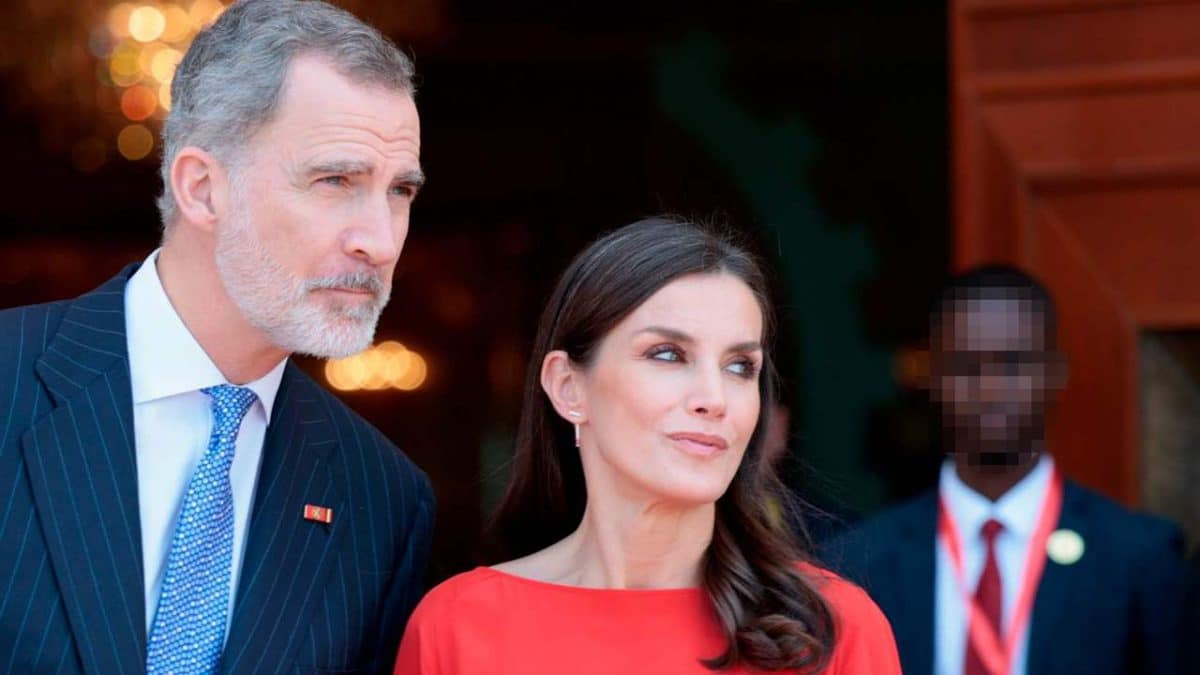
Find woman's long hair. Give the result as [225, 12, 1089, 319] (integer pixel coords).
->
[489, 217, 835, 671]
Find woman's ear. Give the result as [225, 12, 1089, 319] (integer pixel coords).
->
[540, 350, 587, 423]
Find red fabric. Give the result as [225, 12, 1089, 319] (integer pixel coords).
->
[965, 519, 1004, 675]
[395, 562, 902, 674]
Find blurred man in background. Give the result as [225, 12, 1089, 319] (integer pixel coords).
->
[825, 265, 1186, 675]
[0, 1, 433, 673]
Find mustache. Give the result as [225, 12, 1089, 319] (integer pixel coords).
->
[302, 271, 386, 297]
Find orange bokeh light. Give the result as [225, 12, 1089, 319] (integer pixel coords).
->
[121, 85, 159, 121]
[117, 124, 155, 160]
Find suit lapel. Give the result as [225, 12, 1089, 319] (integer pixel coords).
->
[220, 365, 345, 675]
[1026, 482, 1091, 675]
[894, 493, 937, 675]
[21, 267, 147, 675]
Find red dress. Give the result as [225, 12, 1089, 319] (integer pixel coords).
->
[395, 563, 902, 674]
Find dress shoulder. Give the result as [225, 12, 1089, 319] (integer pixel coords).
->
[407, 567, 506, 624]
[799, 562, 903, 675]
[395, 568, 508, 675]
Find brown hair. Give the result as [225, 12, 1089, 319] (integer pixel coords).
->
[490, 217, 835, 671]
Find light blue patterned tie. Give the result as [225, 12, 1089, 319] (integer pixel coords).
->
[146, 385, 258, 675]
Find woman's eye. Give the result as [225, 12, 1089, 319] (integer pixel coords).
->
[726, 359, 759, 378]
[646, 346, 683, 362]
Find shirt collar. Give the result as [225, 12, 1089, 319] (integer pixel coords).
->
[939, 454, 1055, 542]
[124, 249, 288, 421]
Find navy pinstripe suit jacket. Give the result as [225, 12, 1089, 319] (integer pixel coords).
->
[0, 265, 436, 675]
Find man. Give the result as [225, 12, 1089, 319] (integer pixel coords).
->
[824, 265, 1185, 675]
[0, 1, 433, 673]
[1187, 553, 1200, 674]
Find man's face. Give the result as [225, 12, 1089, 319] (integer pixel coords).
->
[930, 293, 1064, 468]
[214, 54, 422, 358]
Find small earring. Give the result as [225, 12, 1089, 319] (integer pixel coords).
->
[568, 411, 582, 447]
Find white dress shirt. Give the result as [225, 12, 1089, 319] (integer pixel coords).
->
[124, 249, 287, 639]
[934, 454, 1055, 675]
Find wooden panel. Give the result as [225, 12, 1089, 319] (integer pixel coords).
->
[1034, 198, 1138, 499]
[983, 88, 1200, 170]
[1045, 185, 1200, 325]
[953, 0, 1200, 504]
[970, 1, 1200, 73]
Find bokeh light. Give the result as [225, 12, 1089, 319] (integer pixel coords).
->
[160, 5, 194, 43]
[89, 27, 116, 59]
[149, 47, 182, 83]
[325, 341, 429, 392]
[121, 85, 159, 121]
[117, 124, 154, 160]
[99, 2, 227, 160]
[137, 42, 164, 76]
[158, 82, 172, 111]
[71, 138, 108, 173]
[129, 6, 167, 43]
[108, 43, 142, 87]
[188, 0, 227, 28]
[394, 353, 428, 391]
[107, 3, 137, 39]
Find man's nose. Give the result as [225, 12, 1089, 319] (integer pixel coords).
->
[345, 196, 404, 266]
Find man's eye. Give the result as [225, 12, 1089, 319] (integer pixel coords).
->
[319, 176, 347, 187]
[390, 184, 416, 198]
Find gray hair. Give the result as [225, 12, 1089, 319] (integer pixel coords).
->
[157, 0, 416, 230]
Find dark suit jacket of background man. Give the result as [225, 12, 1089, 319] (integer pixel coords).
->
[822, 480, 1186, 675]
[0, 264, 435, 674]
[1183, 551, 1200, 675]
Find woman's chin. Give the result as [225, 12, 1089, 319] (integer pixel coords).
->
[639, 475, 735, 507]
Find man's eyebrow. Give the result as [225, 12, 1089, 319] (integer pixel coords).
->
[396, 168, 426, 191]
[633, 326, 762, 353]
[303, 162, 426, 190]
[305, 159, 375, 176]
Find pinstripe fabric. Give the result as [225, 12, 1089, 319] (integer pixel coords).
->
[0, 266, 436, 675]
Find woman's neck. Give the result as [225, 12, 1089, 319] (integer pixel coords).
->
[553, 495, 715, 590]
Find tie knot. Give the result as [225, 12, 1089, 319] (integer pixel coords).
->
[203, 384, 258, 433]
[980, 518, 1004, 543]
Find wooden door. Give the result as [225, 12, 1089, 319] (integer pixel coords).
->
[951, 0, 1200, 504]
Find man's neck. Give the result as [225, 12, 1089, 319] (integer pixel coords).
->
[157, 238, 287, 385]
[952, 449, 1042, 502]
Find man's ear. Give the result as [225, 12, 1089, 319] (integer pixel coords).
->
[541, 350, 587, 424]
[170, 146, 233, 234]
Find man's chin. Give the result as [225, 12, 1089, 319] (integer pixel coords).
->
[273, 316, 378, 360]
[964, 447, 1036, 471]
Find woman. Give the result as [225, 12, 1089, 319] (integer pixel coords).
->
[396, 218, 900, 673]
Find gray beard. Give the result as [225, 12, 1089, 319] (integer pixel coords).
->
[213, 204, 390, 359]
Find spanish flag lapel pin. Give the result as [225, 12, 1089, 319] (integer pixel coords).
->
[304, 504, 333, 524]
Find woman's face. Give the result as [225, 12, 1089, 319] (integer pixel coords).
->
[576, 272, 764, 506]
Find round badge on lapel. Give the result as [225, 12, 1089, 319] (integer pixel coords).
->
[1046, 528, 1085, 565]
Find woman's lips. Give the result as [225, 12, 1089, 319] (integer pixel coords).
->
[666, 431, 729, 456]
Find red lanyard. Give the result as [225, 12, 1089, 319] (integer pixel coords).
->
[937, 465, 1063, 675]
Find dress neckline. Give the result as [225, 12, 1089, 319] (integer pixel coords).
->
[476, 566, 708, 597]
